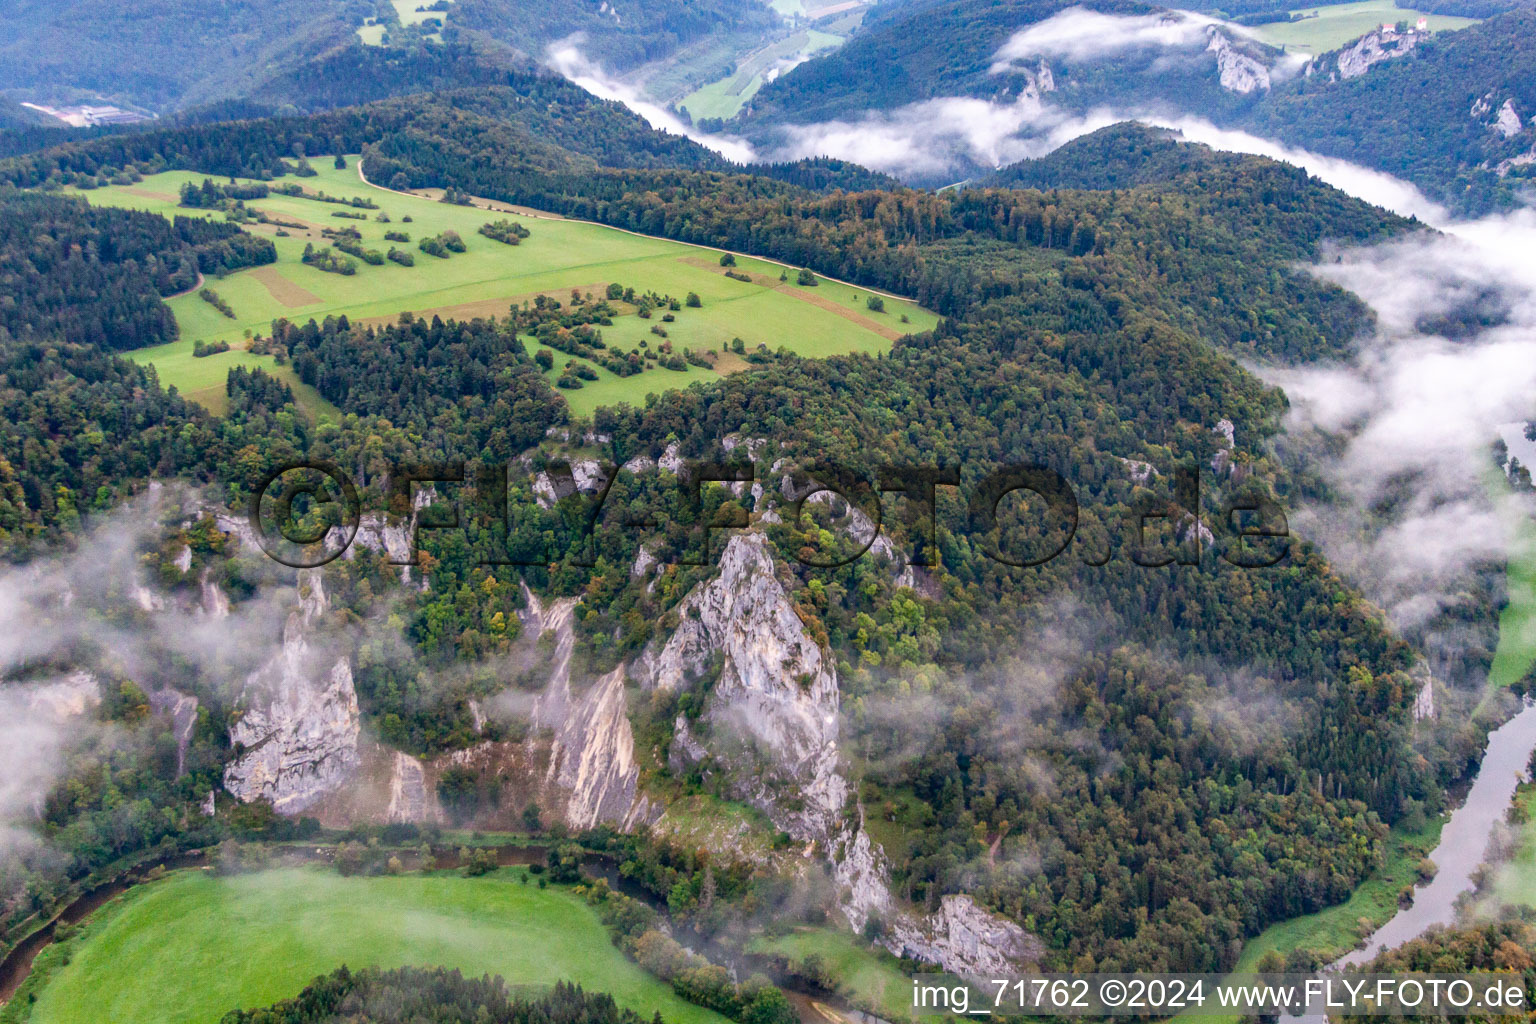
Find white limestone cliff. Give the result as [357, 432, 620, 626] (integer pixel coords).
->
[1206, 30, 1270, 93]
[149, 687, 199, 777]
[223, 571, 361, 814]
[647, 532, 847, 840]
[891, 895, 1044, 975]
[386, 752, 433, 822]
[1334, 29, 1417, 80]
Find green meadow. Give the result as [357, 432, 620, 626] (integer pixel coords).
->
[1251, 1, 1477, 55]
[680, 30, 843, 121]
[745, 926, 913, 1021]
[18, 867, 726, 1024]
[69, 159, 937, 419]
[1488, 511, 1536, 691]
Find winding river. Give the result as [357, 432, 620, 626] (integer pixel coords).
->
[1335, 701, 1536, 968]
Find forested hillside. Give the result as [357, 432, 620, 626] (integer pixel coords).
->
[1247, 6, 1536, 214]
[452, 0, 778, 72]
[0, 87, 1497, 977]
[984, 122, 1255, 190]
[738, 0, 1259, 131]
[737, 0, 1536, 209]
[0, 0, 360, 110]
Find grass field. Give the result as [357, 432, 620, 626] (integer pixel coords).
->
[15, 867, 726, 1024]
[679, 30, 843, 121]
[746, 927, 912, 1021]
[69, 159, 936, 419]
[1251, 1, 1478, 55]
[1489, 512, 1536, 691]
[393, 0, 451, 26]
[1480, 783, 1536, 912]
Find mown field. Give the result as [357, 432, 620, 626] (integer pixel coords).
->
[15, 866, 727, 1024]
[70, 158, 938, 418]
[1251, 1, 1478, 55]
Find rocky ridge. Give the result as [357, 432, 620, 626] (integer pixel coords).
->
[223, 570, 362, 814]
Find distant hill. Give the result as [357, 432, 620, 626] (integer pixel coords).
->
[0, 0, 358, 110]
[738, 0, 1273, 130]
[740, 0, 1536, 210]
[0, 0, 779, 114]
[451, 0, 777, 73]
[1243, 6, 1536, 214]
[983, 121, 1253, 189]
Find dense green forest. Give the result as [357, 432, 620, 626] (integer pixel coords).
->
[451, 0, 777, 72]
[0, 0, 362, 110]
[985, 122, 1260, 191]
[0, 86, 1503, 979]
[222, 968, 659, 1024]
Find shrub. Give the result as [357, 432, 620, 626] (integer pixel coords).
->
[796, 269, 817, 286]
[686, 292, 701, 307]
[865, 295, 885, 312]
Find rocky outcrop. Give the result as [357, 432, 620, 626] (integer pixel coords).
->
[648, 532, 847, 840]
[386, 752, 433, 822]
[519, 589, 649, 829]
[150, 687, 199, 777]
[1495, 98, 1524, 139]
[891, 895, 1044, 976]
[198, 568, 230, 619]
[543, 667, 648, 829]
[223, 571, 361, 814]
[1206, 30, 1270, 93]
[1333, 29, 1417, 80]
[831, 822, 894, 932]
[21, 671, 100, 719]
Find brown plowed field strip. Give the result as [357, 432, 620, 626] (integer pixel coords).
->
[248, 266, 321, 307]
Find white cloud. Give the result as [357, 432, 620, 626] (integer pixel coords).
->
[544, 41, 758, 164]
[772, 95, 1122, 179]
[989, 7, 1220, 68]
[1262, 210, 1536, 631]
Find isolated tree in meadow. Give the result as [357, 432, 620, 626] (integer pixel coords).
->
[719, 252, 735, 267]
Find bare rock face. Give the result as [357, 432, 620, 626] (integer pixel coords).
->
[891, 895, 1044, 976]
[648, 532, 847, 840]
[386, 752, 432, 822]
[1495, 98, 1524, 139]
[544, 667, 647, 829]
[1334, 29, 1417, 80]
[223, 571, 361, 814]
[198, 569, 230, 619]
[1206, 30, 1270, 93]
[832, 822, 894, 932]
[149, 687, 199, 777]
[519, 589, 648, 829]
